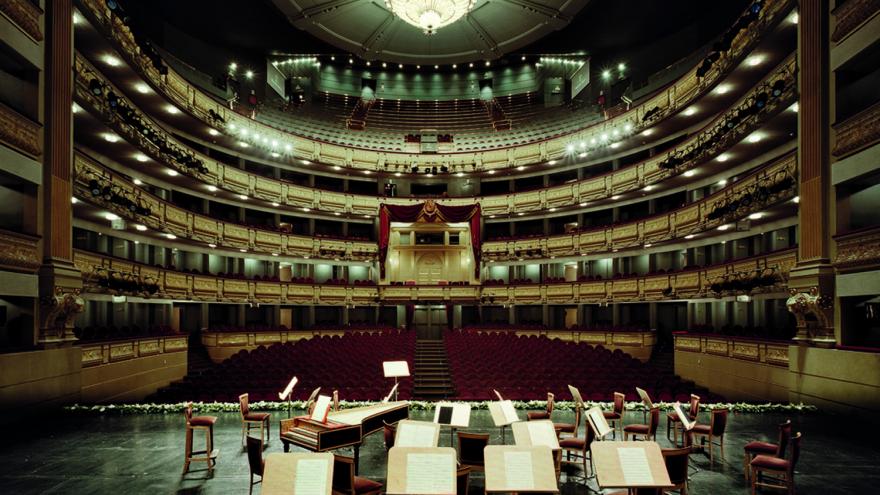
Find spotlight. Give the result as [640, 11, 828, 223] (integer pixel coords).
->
[771, 79, 786, 97]
[89, 79, 103, 96]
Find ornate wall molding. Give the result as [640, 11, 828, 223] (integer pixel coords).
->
[834, 227, 880, 269]
[833, 100, 880, 158]
[673, 333, 791, 367]
[80, 336, 189, 367]
[0, 102, 42, 158]
[0, 0, 44, 42]
[0, 229, 41, 273]
[831, 0, 880, 42]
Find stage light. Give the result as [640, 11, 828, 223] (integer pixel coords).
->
[749, 212, 764, 220]
[229, 62, 237, 71]
[487, 170, 495, 175]
[207, 185, 217, 192]
[271, 202, 280, 207]
[104, 212, 120, 221]
[717, 224, 730, 231]
[102, 133, 120, 143]
[517, 166, 525, 171]
[382, 62, 387, 68]
[208, 243, 217, 248]
[245, 70, 254, 79]
[611, 195, 621, 200]
[683, 107, 697, 116]
[747, 132, 763, 143]
[548, 160, 557, 165]
[683, 170, 696, 177]
[134, 153, 148, 162]
[684, 234, 695, 239]
[166, 169, 178, 176]
[641, 129, 653, 137]
[208, 129, 220, 136]
[165, 105, 180, 114]
[134, 224, 147, 231]
[715, 84, 732, 95]
[643, 185, 655, 192]
[434, 65, 439, 69]
[718, 179, 728, 186]
[580, 202, 588, 207]
[601, 69, 611, 80]
[239, 194, 248, 200]
[617, 62, 625, 72]
[717, 153, 730, 163]
[469, 63, 473, 68]
[746, 55, 764, 66]
[102, 55, 121, 66]
[485, 61, 490, 66]
[566, 144, 575, 152]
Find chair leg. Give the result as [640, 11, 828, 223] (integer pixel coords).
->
[750, 467, 757, 495]
[249, 473, 254, 495]
[206, 427, 214, 471]
[241, 421, 246, 447]
[744, 454, 750, 482]
[267, 419, 271, 443]
[183, 427, 193, 474]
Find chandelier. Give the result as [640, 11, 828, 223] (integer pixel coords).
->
[385, 0, 475, 35]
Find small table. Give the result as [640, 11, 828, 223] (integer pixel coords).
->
[261, 452, 334, 495]
[386, 446, 457, 494]
[484, 445, 559, 493]
[590, 441, 672, 494]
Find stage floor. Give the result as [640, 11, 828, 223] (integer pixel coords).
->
[0, 408, 876, 494]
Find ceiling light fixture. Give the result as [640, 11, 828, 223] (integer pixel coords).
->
[384, 0, 475, 35]
[134, 83, 150, 94]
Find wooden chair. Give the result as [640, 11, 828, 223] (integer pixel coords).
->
[667, 394, 700, 446]
[246, 436, 264, 495]
[555, 403, 582, 439]
[603, 392, 625, 438]
[456, 466, 471, 495]
[624, 407, 660, 441]
[239, 393, 270, 447]
[662, 447, 691, 494]
[750, 432, 802, 495]
[744, 419, 792, 482]
[182, 401, 218, 474]
[457, 431, 490, 472]
[691, 408, 728, 466]
[383, 421, 396, 451]
[332, 454, 383, 495]
[560, 415, 596, 479]
[527, 392, 554, 420]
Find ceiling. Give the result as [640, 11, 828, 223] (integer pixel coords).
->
[269, 0, 590, 64]
[120, 0, 750, 84]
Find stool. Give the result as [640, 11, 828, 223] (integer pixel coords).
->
[183, 402, 219, 474]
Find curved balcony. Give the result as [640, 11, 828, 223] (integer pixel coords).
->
[72, 151, 377, 261]
[75, 0, 794, 171]
[73, 247, 796, 306]
[74, 52, 797, 219]
[483, 151, 797, 261]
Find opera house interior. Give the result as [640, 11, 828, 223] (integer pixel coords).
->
[1, 0, 879, 493]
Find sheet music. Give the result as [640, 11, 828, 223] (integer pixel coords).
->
[397, 423, 437, 448]
[405, 453, 454, 494]
[527, 421, 558, 448]
[500, 400, 519, 424]
[503, 451, 535, 490]
[310, 395, 332, 422]
[294, 458, 329, 494]
[673, 402, 695, 430]
[636, 387, 654, 409]
[617, 447, 654, 485]
[451, 404, 471, 426]
[567, 385, 584, 408]
[587, 407, 613, 438]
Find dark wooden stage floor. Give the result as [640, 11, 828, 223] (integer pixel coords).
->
[0, 409, 876, 494]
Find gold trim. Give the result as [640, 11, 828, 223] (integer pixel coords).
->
[832, 0, 880, 42]
[833, 100, 880, 158]
[0, 102, 41, 157]
[0, 228, 41, 273]
[0, 0, 43, 42]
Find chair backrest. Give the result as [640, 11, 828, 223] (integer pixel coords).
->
[776, 419, 793, 458]
[239, 393, 249, 417]
[661, 447, 690, 487]
[572, 405, 582, 437]
[648, 407, 661, 436]
[613, 392, 625, 414]
[688, 394, 701, 417]
[332, 455, 356, 495]
[246, 436, 264, 476]
[789, 432, 802, 470]
[546, 392, 555, 414]
[183, 401, 193, 425]
[456, 466, 471, 495]
[457, 432, 490, 465]
[383, 421, 396, 451]
[710, 408, 729, 437]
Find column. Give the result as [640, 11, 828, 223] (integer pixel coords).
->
[38, 0, 82, 346]
[787, 0, 836, 347]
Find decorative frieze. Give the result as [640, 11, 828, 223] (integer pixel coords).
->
[81, 336, 189, 367]
[833, 101, 880, 158]
[0, 229, 41, 273]
[831, 0, 880, 42]
[834, 227, 880, 269]
[0, 102, 41, 157]
[0, 0, 44, 41]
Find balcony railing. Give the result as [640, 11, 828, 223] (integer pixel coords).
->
[73, 248, 797, 306]
[673, 333, 791, 367]
[484, 152, 797, 260]
[74, 51, 797, 218]
[0, 101, 42, 159]
[76, 0, 793, 171]
[0, 227, 41, 274]
[0, 0, 43, 42]
[832, 100, 880, 158]
[73, 152, 377, 261]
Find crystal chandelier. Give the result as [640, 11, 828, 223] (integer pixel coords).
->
[385, 0, 475, 35]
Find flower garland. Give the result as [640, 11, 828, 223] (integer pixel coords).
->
[63, 400, 817, 415]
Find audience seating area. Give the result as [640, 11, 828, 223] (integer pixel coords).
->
[445, 331, 719, 402]
[253, 91, 601, 152]
[152, 330, 414, 403]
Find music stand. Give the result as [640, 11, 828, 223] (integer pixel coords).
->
[383, 383, 400, 403]
[433, 402, 471, 446]
[636, 387, 654, 423]
[278, 376, 299, 419]
[488, 400, 520, 444]
[586, 406, 613, 440]
[383, 361, 410, 402]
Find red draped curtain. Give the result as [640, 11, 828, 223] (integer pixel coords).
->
[379, 202, 481, 279]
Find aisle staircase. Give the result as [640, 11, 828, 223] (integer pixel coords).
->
[412, 339, 455, 399]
